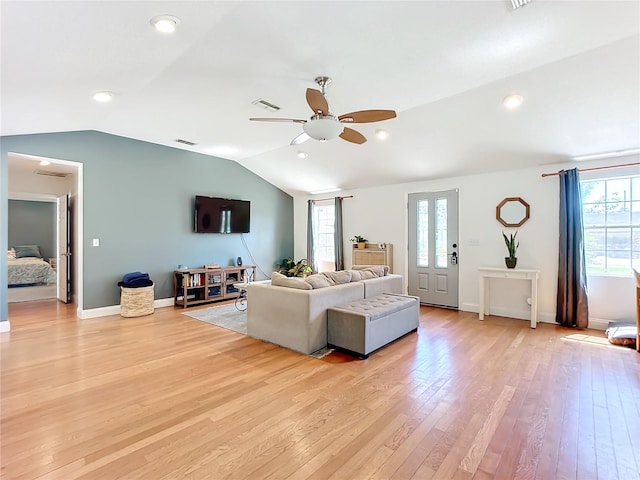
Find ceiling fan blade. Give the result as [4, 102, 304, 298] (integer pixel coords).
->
[340, 127, 367, 144]
[306, 88, 328, 115]
[290, 132, 311, 146]
[250, 117, 306, 124]
[338, 110, 397, 123]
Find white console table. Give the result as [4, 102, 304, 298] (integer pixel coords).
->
[478, 267, 540, 328]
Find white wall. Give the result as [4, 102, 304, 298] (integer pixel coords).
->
[294, 156, 640, 328]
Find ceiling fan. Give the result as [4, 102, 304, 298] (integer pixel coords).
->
[250, 76, 396, 145]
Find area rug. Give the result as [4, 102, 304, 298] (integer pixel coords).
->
[182, 303, 247, 334]
[181, 303, 333, 359]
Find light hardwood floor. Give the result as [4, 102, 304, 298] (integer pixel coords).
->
[1, 300, 639, 480]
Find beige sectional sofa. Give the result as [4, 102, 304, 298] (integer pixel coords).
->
[246, 267, 403, 355]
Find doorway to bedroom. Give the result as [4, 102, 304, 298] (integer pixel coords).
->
[7, 153, 81, 311]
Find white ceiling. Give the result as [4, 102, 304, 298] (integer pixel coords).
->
[2, 1, 639, 196]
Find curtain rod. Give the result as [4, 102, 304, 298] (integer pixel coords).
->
[312, 195, 354, 202]
[541, 162, 640, 178]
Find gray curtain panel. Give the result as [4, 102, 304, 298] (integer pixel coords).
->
[334, 196, 344, 271]
[307, 200, 317, 273]
[556, 168, 589, 328]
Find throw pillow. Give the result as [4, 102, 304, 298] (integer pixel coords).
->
[305, 274, 332, 289]
[359, 270, 376, 280]
[348, 270, 363, 281]
[7, 248, 16, 261]
[14, 245, 42, 258]
[322, 270, 352, 285]
[271, 271, 312, 290]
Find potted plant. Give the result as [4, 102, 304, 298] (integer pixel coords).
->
[275, 258, 312, 277]
[502, 231, 519, 269]
[351, 235, 368, 249]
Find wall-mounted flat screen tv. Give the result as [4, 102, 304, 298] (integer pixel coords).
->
[194, 195, 250, 233]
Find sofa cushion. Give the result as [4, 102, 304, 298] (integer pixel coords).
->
[271, 271, 312, 290]
[352, 264, 389, 276]
[305, 274, 332, 289]
[322, 270, 352, 285]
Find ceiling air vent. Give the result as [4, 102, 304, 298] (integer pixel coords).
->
[252, 99, 280, 112]
[510, 0, 532, 9]
[34, 169, 69, 178]
[175, 139, 197, 146]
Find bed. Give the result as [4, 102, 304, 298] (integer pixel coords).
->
[7, 246, 57, 287]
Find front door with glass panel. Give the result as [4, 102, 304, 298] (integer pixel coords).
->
[408, 190, 459, 308]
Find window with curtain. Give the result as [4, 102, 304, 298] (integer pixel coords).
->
[313, 202, 336, 272]
[581, 174, 640, 274]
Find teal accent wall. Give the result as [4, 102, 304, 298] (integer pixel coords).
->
[8, 200, 56, 260]
[1, 131, 293, 316]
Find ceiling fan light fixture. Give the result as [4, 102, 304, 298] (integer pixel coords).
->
[303, 117, 344, 142]
[150, 15, 180, 33]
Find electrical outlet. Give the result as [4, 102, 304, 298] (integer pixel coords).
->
[92, 238, 100, 247]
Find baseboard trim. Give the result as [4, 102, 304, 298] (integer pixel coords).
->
[587, 317, 610, 331]
[78, 297, 174, 319]
[0, 321, 11, 332]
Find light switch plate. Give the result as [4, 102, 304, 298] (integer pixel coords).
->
[92, 238, 100, 247]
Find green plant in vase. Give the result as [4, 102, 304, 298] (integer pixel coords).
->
[503, 231, 519, 269]
[351, 235, 368, 249]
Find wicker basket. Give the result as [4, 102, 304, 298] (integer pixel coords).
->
[120, 284, 154, 317]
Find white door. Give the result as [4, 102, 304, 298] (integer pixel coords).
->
[57, 194, 71, 303]
[408, 190, 459, 308]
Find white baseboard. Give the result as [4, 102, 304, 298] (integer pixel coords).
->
[587, 317, 610, 331]
[78, 297, 174, 319]
[0, 321, 11, 332]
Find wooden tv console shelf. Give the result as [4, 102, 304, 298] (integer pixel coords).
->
[173, 265, 255, 308]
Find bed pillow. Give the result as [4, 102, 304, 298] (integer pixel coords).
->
[14, 245, 42, 259]
[7, 248, 16, 261]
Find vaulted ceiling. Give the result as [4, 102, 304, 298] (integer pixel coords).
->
[2, 1, 639, 196]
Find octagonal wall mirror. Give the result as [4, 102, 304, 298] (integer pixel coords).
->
[496, 197, 530, 227]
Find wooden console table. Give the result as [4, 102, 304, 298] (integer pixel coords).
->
[173, 265, 254, 308]
[478, 267, 540, 328]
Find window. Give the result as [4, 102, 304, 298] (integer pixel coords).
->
[581, 175, 640, 274]
[313, 202, 335, 272]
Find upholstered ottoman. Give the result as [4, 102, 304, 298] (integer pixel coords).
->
[327, 293, 419, 358]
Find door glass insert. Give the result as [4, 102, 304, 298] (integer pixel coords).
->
[417, 199, 429, 267]
[435, 198, 448, 268]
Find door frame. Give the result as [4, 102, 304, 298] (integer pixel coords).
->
[404, 188, 460, 307]
[7, 153, 83, 314]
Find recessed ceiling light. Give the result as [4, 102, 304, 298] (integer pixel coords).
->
[93, 91, 113, 103]
[375, 129, 389, 140]
[150, 15, 180, 33]
[502, 94, 524, 110]
[297, 151, 309, 159]
[39, 160, 50, 166]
